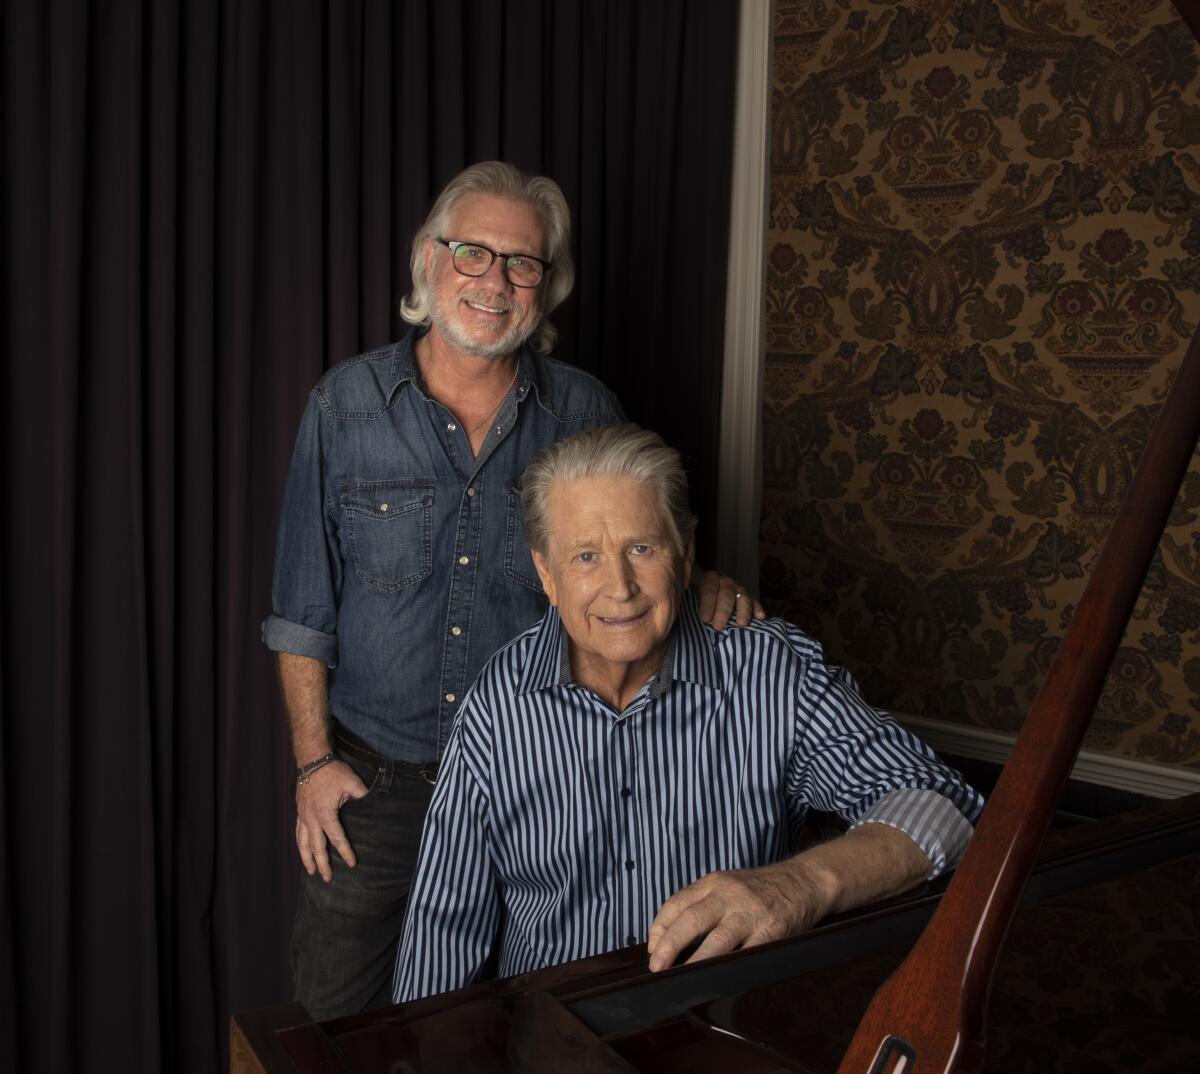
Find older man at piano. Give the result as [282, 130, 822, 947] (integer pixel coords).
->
[392, 424, 983, 1002]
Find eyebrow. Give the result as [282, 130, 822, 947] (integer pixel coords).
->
[450, 238, 547, 262]
[563, 533, 672, 553]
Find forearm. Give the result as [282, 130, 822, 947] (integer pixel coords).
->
[275, 651, 333, 765]
[647, 820, 934, 971]
[781, 821, 932, 922]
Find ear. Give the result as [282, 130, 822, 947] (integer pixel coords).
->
[532, 549, 558, 606]
[681, 537, 695, 591]
[423, 237, 436, 279]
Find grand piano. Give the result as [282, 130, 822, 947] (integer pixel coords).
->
[232, 324, 1200, 1074]
[234, 793, 1199, 1073]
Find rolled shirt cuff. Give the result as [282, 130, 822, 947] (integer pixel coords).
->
[853, 788, 975, 879]
[262, 614, 338, 667]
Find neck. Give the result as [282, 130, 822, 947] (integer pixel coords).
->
[415, 331, 518, 413]
[568, 644, 669, 713]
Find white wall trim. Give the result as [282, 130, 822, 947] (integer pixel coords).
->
[716, 0, 773, 588]
[897, 713, 1200, 799]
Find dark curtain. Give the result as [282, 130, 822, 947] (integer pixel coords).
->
[1, 1, 738, 1071]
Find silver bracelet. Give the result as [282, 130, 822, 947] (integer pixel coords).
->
[296, 751, 337, 785]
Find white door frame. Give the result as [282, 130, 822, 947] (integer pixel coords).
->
[716, 0, 772, 588]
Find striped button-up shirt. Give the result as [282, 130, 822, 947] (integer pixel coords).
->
[393, 594, 983, 1002]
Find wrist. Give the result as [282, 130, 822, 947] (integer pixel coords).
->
[296, 751, 338, 785]
[295, 745, 333, 767]
[780, 853, 840, 924]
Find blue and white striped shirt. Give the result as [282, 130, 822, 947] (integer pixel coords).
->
[393, 594, 983, 1002]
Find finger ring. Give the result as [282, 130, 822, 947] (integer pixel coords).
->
[734, 593, 742, 602]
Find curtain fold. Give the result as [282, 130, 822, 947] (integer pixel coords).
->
[1, 2, 738, 1070]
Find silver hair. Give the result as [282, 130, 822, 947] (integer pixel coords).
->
[521, 425, 697, 557]
[399, 161, 575, 355]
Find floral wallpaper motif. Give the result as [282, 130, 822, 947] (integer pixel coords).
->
[763, 0, 1200, 768]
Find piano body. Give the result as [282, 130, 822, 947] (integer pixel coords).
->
[233, 321, 1200, 1074]
[231, 793, 1200, 1073]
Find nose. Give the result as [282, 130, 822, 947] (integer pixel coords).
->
[603, 555, 638, 601]
[475, 256, 514, 291]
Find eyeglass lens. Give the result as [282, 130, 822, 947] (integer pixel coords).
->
[451, 243, 543, 287]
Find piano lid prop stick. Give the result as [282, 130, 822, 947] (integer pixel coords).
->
[834, 325, 1200, 1074]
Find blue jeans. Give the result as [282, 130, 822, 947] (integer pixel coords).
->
[291, 722, 437, 1020]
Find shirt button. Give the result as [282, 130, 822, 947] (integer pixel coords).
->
[458, 555, 469, 565]
[621, 787, 632, 799]
[625, 935, 637, 946]
[625, 860, 635, 871]
[445, 693, 456, 703]
[467, 487, 476, 497]
[450, 626, 462, 637]
[447, 422, 457, 432]
[379, 503, 389, 512]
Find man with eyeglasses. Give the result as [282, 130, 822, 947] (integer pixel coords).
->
[263, 161, 762, 1019]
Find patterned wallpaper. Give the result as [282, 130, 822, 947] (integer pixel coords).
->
[762, 0, 1200, 769]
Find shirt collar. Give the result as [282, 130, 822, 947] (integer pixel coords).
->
[499, 349, 535, 429]
[664, 590, 724, 692]
[515, 608, 571, 696]
[387, 328, 422, 401]
[515, 590, 723, 698]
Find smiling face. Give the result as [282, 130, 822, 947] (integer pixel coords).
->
[425, 192, 546, 359]
[532, 476, 693, 705]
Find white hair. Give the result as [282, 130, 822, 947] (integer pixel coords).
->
[400, 161, 575, 355]
[521, 425, 697, 556]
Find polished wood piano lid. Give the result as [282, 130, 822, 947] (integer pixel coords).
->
[233, 793, 1200, 1074]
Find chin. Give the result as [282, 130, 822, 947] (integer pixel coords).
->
[599, 637, 659, 664]
[461, 339, 512, 359]
[452, 321, 533, 359]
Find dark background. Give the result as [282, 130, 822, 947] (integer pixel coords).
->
[0, 2, 739, 1070]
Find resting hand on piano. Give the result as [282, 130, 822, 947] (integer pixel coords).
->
[645, 822, 932, 972]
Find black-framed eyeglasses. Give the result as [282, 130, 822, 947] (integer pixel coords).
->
[437, 239, 551, 288]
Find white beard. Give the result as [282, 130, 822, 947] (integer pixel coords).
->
[429, 285, 540, 359]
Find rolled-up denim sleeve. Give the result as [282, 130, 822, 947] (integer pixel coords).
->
[262, 393, 341, 667]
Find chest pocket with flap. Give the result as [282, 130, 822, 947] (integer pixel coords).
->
[340, 480, 434, 592]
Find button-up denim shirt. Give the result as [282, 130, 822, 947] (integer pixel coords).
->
[262, 329, 624, 761]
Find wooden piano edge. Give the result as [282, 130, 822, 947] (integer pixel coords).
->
[231, 791, 1200, 1073]
[230, 1001, 318, 1074]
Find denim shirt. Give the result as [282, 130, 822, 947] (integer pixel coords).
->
[262, 329, 624, 761]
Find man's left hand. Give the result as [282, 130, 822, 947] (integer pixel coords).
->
[646, 824, 933, 972]
[645, 860, 827, 972]
[695, 570, 766, 630]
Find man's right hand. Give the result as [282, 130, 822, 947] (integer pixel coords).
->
[295, 759, 369, 882]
